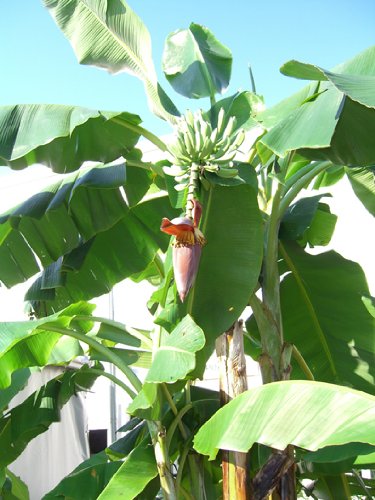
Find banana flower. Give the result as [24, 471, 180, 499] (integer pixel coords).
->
[160, 200, 206, 302]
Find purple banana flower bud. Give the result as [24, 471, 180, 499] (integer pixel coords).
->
[160, 199, 206, 302]
[173, 243, 202, 302]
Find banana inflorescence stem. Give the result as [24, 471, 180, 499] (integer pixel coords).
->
[186, 162, 200, 219]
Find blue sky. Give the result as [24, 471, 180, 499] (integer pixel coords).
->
[1, 1, 375, 136]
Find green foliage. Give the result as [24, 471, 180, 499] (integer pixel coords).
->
[163, 23, 232, 99]
[43, 0, 179, 122]
[346, 166, 375, 216]
[146, 315, 205, 383]
[0, 302, 93, 388]
[194, 381, 375, 460]
[0, 105, 142, 173]
[259, 46, 375, 167]
[280, 243, 375, 393]
[0, 2, 374, 498]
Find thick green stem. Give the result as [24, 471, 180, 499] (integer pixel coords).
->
[259, 179, 285, 381]
[148, 420, 177, 500]
[249, 293, 281, 383]
[40, 325, 142, 393]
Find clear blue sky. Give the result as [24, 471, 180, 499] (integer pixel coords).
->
[1, 1, 375, 136]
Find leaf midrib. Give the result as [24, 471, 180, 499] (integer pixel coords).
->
[279, 242, 338, 379]
[75, 0, 153, 83]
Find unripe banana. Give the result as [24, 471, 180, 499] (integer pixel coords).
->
[222, 115, 237, 139]
[200, 135, 214, 160]
[185, 109, 195, 129]
[216, 167, 239, 178]
[194, 127, 202, 152]
[216, 107, 225, 134]
[175, 182, 188, 191]
[183, 131, 195, 157]
[232, 129, 245, 149]
[215, 136, 232, 156]
[163, 165, 188, 176]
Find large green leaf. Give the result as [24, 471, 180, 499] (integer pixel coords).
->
[193, 380, 375, 460]
[146, 315, 205, 383]
[346, 166, 375, 216]
[43, 0, 179, 122]
[190, 178, 263, 342]
[279, 243, 375, 393]
[279, 194, 336, 246]
[0, 369, 31, 413]
[0, 105, 142, 172]
[0, 366, 98, 468]
[0, 163, 176, 310]
[26, 194, 176, 315]
[281, 59, 375, 107]
[259, 46, 375, 166]
[260, 83, 343, 158]
[43, 423, 147, 499]
[1, 469, 30, 500]
[162, 23, 232, 99]
[207, 91, 263, 132]
[157, 174, 263, 374]
[0, 302, 93, 388]
[43, 455, 121, 500]
[98, 441, 158, 500]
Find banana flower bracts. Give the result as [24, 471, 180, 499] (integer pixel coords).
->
[161, 199, 206, 302]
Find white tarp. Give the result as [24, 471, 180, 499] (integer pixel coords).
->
[9, 366, 89, 500]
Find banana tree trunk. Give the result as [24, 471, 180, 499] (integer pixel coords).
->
[216, 320, 249, 499]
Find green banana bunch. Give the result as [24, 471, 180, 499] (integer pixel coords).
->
[165, 108, 245, 190]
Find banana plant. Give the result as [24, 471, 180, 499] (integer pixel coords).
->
[0, 1, 374, 499]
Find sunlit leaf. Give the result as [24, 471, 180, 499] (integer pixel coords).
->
[346, 166, 375, 216]
[279, 243, 375, 393]
[146, 315, 205, 383]
[0, 302, 93, 388]
[98, 441, 158, 500]
[259, 46, 375, 166]
[43, 0, 179, 121]
[163, 23, 232, 99]
[194, 381, 375, 460]
[0, 105, 142, 173]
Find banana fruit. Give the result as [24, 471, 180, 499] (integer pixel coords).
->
[165, 108, 245, 189]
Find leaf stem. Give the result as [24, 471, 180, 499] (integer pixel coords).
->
[111, 117, 168, 152]
[75, 315, 153, 349]
[279, 161, 330, 218]
[87, 368, 136, 398]
[291, 345, 314, 381]
[39, 325, 142, 393]
[279, 241, 338, 380]
[148, 420, 177, 499]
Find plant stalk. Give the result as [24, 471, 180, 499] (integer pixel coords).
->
[148, 420, 177, 500]
[216, 321, 248, 499]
